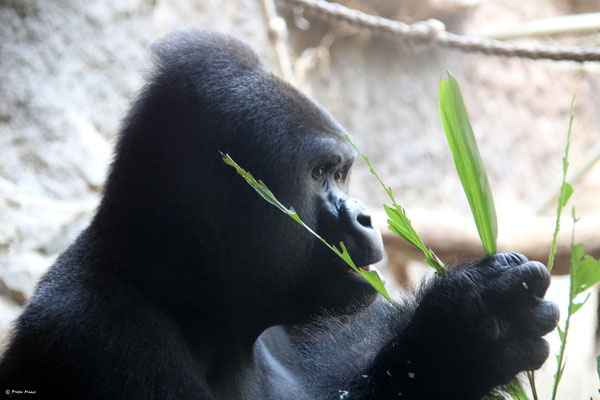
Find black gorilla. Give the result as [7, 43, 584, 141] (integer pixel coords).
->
[0, 30, 558, 399]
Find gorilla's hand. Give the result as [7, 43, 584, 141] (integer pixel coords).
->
[365, 253, 558, 399]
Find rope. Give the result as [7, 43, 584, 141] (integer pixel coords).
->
[286, 0, 600, 63]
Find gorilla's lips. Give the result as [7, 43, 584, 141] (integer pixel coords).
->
[347, 265, 372, 274]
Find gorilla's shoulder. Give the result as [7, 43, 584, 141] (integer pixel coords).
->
[149, 29, 264, 74]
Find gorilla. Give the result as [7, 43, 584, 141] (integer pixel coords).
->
[0, 30, 558, 399]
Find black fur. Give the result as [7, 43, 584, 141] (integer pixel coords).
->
[0, 30, 558, 399]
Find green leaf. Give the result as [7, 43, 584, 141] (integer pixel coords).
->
[571, 243, 585, 266]
[559, 183, 574, 208]
[557, 325, 565, 342]
[221, 153, 393, 303]
[345, 135, 446, 276]
[384, 205, 426, 252]
[570, 293, 590, 315]
[438, 72, 497, 256]
[572, 255, 600, 296]
[507, 379, 530, 400]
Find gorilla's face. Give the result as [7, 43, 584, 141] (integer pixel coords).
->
[214, 77, 385, 318]
[109, 30, 386, 322]
[294, 134, 384, 314]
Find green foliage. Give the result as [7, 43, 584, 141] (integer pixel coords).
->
[544, 99, 600, 400]
[344, 135, 446, 276]
[506, 379, 530, 400]
[551, 209, 600, 400]
[437, 78, 600, 400]
[438, 72, 498, 256]
[570, 243, 600, 300]
[221, 152, 393, 303]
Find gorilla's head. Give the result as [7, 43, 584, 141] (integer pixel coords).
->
[95, 30, 384, 327]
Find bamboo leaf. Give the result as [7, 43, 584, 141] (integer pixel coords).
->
[438, 72, 497, 256]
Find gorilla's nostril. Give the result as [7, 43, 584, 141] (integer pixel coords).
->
[357, 213, 372, 228]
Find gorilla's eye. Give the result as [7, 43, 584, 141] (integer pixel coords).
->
[312, 167, 325, 179]
[333, 170, 344, 182]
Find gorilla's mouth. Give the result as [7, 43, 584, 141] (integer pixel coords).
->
[345, 264, 386, 286]
[346, 265, 372, 274]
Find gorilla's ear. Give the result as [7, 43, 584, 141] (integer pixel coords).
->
[149, 29, 264, 73]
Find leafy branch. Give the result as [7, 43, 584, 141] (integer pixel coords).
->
[551, 208, 600, 399]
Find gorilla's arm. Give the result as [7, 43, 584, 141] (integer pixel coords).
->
[289, 253, 557, 400]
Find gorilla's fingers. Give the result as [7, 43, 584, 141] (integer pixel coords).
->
[489, 336, 550, 379]
[505, 252, 529, 266]
[507, 337, 551, 372]
[516, 261, 551, 298]
[516, 300, 559, 337]
[476, 253, 529, 272]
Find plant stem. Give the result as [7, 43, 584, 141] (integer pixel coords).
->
[550, 214, 577, 400]
[527, 371, 539, 400]
[547, 98, 575, 272]
[551, 296, 572, 400]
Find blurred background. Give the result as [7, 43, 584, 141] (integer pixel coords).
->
[1, 0, 599, 398]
